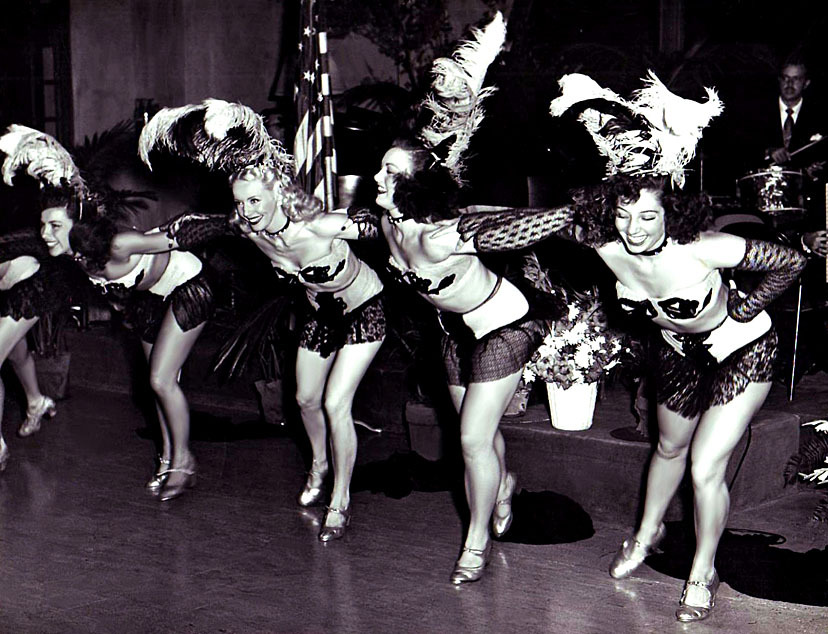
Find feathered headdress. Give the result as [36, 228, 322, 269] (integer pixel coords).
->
[417, 11, 507, 184]
[549, 71, 724, 188]
[138, 98, 293, 184]
[0, 124, 87, 196]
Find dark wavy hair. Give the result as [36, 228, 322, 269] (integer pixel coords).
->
[68, 215, 119, 273]
[572, 174, 712, 247]
[39, 187, 83, 222]
[388, 136, 461, 222]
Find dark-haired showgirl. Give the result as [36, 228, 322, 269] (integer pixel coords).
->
[43, 195, 214, 502]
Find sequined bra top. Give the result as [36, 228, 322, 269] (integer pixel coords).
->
[615, 269, 723, 322]
[270, 239, 355, 291]
[386, 254, 492, 312]
[272, 239, 382, 314]
[87, 252, 154, 295]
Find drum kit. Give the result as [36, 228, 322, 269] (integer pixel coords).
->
[712, 149, 826, 401]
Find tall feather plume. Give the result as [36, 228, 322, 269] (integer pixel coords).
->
[0, 124, 86, 195]
[139, 99, 294, 183]
[549, 71, 724, 188]
[418, 11, 507, 184]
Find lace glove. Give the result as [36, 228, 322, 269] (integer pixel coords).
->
[347, 205, 381, 240]
[158, 212, 232, 250]
[456, 206, 575, 252]
[0, 229, 49, 262]
[729, 238, 806, 322]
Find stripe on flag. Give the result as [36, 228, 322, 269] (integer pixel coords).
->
[294, 0, 337, 210]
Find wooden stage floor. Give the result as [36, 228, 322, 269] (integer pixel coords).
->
[0, 383, 826, 633]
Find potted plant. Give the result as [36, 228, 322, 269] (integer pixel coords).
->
[212, 294, 296, 426]
[30, 305, 76, 400]
[785, 419, 828, 521]
[520, 253, 627, 431]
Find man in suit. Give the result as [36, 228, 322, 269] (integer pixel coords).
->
[763, 60, 824, 171]
[748, 59, 826, 256]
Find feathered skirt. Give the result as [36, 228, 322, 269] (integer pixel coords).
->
[119, 252, 215, 344]
[298, 291, 386, 358]
[439, 278, 562, 386]
[655, 327, 778, 419]
[0, 258, 72, 321]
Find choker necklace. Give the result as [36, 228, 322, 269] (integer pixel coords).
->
[263, 217, 291, 237]
[628, 235, 668, 257]
[387, 212, 407, 225]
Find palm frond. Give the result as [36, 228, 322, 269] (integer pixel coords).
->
[212, 296, 295, 382]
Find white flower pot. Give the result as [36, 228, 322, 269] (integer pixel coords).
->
[546, 382, 597, 431]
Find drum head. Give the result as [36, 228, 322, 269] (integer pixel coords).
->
[737, 167, 805, 215]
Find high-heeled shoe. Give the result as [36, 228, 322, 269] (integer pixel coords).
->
[298, 460, 328, 507]
[609, 522, 667, 579]
[146, 457, 171, 494]
[492, 471, 518, 538]
[0, 440, 8, 472]
[676, 569, 719, 622]
[318, 506, 350, 542]
[159, 463, 197, 501]
[450, 541, 493, 585]
[18, 396, 57, 437]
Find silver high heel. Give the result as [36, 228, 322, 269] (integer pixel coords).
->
[159, 462, 197, 502]
[18, 396, 57, 437]
[318, 506, 351, 542]
[676, 569, 719, 622]
[492, 471, 518, 538]
[450, 541, 493, 585]
[146, 457, 171, 493]
[609, 523, 667, 579]
[298, 460, 328, 507]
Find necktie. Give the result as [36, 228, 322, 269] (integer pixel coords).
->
[783, 107, 794, 148]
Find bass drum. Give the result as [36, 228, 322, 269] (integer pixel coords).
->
[737, 167, 805, 216]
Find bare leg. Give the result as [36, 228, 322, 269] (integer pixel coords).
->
[449, 384, 511, 531]
[633, 405, 699, 544]
[455, 369, 522, 569]
[147, 308, 205, 492]
[0, 316, 40, 467]
[8, 336, 44, 407]
[295, 346, 336, 494]
[688, 381, 771, 584]
[321, 339, 384, 528]
[141, 341, 172, 464]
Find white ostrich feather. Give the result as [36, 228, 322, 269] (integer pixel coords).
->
[549, 70, 724, 187]
[0, 124, 84, 191]
[419, 11, 507, 183]
[548, 74, 629, 117]
[138, 99, 293, 181]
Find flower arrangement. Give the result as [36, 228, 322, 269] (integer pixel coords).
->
[521, 254, 626, 390]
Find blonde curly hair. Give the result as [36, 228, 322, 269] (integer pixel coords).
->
[229, 164, 323, 222]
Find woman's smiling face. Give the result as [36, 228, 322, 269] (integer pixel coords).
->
[40, 206, 74, 256]
[614, 188, 666, 254]
[374, 147, 414, 212]
[232, 178, 278, 232]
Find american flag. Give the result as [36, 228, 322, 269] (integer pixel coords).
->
[294, 0, 337, 210]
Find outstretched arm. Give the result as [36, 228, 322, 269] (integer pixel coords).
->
[309, 206, 382, 241]
[159, 212, 233, 250]
[110, 212, 232, 259]
[456, 206, 576, 252]
[728, 238, 807, 322]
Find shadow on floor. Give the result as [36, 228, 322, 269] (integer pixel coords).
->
[496, 490, 595, 545]
[351, 453, 595, 544]
[351, 451, 458, 498]
[135, 410, 292, 443]
[648, 521, 828, 606]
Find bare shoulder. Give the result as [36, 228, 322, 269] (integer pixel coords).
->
[689, 231, 746, 267]
[308, 212, 349, 238]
